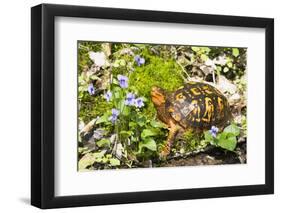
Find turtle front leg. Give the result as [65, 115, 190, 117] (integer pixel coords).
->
[160, 122, 180, 159]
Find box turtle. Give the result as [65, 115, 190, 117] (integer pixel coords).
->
[151, 81, 232, 158]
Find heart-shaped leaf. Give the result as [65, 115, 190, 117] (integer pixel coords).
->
[224, 124, 240, 136]
[218, 134, 237, 151]
[141, 129, 158, 139]
[139, 138, 157, 151]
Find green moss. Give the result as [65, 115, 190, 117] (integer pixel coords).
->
[79, 95, 112, 124]
[130, 56, 183, 96]
[129, 55, 184, 119]
[176, 130, 207, 152]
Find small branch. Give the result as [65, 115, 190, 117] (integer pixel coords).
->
[212, 69, 216, 84]
[176, 61, 190, 82]
[78, 44, 89, 51]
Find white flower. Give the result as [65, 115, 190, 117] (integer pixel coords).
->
[88, 51, 106, 67]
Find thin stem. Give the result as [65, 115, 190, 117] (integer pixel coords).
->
[176, 61, 190, 82]
[212, 68, 216, 84]
[78, 44, 89, 51]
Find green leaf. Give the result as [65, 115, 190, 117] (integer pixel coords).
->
[141, 129, 158, 139]
[112, 78, 119, 85]
[90, 75, 101, 81]
[120, 130, 133, 137]
[200, 54, 209, 62]
[92, 151, 106, 162]
[218, 135, 237, 151]
[119, 59, 126, 66]
[117, 99, 125, 110]
[191, 46, 200, 52]
[129, 121, 137, 128]
[122, 106, 130, 116]
[224, 124, 240, 136]
[201, 47, 211, 52]
[150, 120, 166, 128]
[101, 157, 108, 163]
[113, 59, 126, 67]
[96, 138, 111, 147]
[204, 130, 213, 142]
[78, 151, 106, 170]
[106, 154, 113, 158]
[78, 153, 95, 170]
[227, 62, 233, 68]
[113, 60, 120, 67]
[139, 138, 157, 151]
[217, 132, 227, 140]
[109, 158, 120, 166]
[223, 67, 229, 73]
[232, 48, 240, 57]
[136, 116, 146, 127]
[216, 65, 222, 74]
[114, 90, 122, 99]
[96, 113, 109, 124]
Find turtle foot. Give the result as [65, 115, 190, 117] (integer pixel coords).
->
[159, 145, 171, 160]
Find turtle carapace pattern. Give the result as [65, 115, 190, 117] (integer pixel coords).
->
[151, 81, 231, 158]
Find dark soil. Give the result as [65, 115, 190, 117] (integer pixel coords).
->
[158, 142, 246, 167]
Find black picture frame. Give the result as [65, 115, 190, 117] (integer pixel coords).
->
[31, 3, 274, 209]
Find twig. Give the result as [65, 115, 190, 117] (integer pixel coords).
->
[212, 68, 216, 84]
[78, 44, 89, 51]
[176, 61, 190, 82]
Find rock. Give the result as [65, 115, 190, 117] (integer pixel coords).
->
[217, 75, 238, 95]
[228, 93, 241, 106]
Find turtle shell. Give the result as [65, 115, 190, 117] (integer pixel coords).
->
[166, 81, 231, 129]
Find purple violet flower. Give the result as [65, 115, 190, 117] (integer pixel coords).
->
[210, 126, 219, 137]
[134, 55, 145, 66]
[104, 90, 112, 102]
[124, 93, 136, 106]
[88, 83, 95, 95]
[134, 97, 145, 108]
[109, 108, 120, 123]
[117, 75, 128, 88]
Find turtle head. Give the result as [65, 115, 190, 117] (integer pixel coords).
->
[151, 86, 166, 107]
